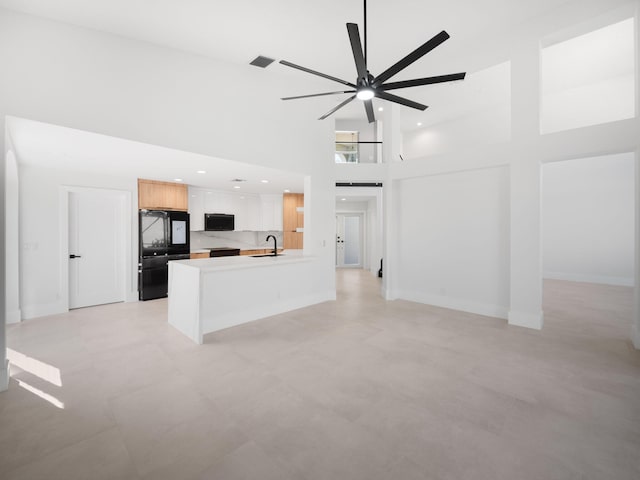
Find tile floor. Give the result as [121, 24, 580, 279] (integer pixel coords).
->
[1, 270, 639, 479]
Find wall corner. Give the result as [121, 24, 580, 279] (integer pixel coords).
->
[508, 310, 544, 330]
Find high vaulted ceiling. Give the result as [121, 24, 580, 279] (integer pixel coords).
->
[0, 0, 574, 130]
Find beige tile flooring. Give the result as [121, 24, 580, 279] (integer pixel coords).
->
[1, 270, 639, 479]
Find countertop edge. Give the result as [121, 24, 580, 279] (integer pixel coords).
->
[173, 255, 314, 273]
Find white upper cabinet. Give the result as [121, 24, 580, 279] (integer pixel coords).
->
[188, 188, 282, 232]
[204, 191, 232, 214]
[188, 187, 204, 231]
[260, 194, 283, 231]
[245, 195, 262, 231]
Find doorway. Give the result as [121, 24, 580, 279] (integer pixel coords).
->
[541, 153, 635, 338]
[67, 188, 128, 309]
[336, 213, 364, 268]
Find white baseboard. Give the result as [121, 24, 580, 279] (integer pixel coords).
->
[21, 301, 67, 320]
[543, 271, 634, 287]
[398, 290, 508, 320]
[6, 309, 22, 324]
[125, 291, 139, 303]
[0, 359, 9, 392]
[508, 310, 544, 330]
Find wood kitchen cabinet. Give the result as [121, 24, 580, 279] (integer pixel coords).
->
[240, 248, 284, 256]
[190, 252, 210, 259]
[138, 179, 188, 211]
[283, 193, 303, 249]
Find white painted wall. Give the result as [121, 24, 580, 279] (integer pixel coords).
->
[396, 166, 510, 318]
[393, 0, 639, 337]
[18, 164, 138, 319]
[540, 18, 635, 134]
[403, 103, 511, 158]
[5, 147, 20, 324]
[402, 61, 512, 159]
[0, 8, 336, 318]
[541, 75, 635, 134]
[542, 153, 635, 286]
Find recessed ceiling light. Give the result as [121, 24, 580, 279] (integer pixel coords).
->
[174, 178, 183, 182]
[261, 180, 269, 183]
[417, 122, 422, 126]
[233, 185, 241, 189]
[197, 170, 206, 174]
[341, 198, 347, 201]
[284, 189, 290, 193]
[378, 107, 383, 112]
[206, 191, 212, 194]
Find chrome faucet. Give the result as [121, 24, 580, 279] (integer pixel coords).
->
[266, 235, 278, 256]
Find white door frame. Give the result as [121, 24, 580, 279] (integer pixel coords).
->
[336, 212, 366, 269]
[59, 186, 131, 312]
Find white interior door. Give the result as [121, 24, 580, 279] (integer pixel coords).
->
[336, 214, 363, 268]
[69, 189, 125, 309]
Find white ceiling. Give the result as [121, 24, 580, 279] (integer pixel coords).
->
[0, 0, 575, 131]
[7, 117, 305, 194]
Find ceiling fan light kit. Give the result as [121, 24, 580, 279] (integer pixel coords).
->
[278, 0, 466, 123]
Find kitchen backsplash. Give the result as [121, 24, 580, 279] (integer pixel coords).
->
[190, 230, 283, 250]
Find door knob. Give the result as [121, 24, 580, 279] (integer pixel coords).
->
[69, 254, 82, 259]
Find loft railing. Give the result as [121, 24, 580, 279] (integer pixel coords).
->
[335, 141, 383, 164]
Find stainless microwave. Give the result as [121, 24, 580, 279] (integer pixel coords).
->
[204, 213, 234, 231]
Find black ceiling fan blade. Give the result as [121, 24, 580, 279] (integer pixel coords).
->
[364, 99, 375, 123]
[379, 72, 466, 91]
[373, 30, 450, 86]
[279, 60, 357, 88]
[347, 23, 367, 80]
[318, 95, 356, 120]
[282, 90, 355, 100]
[375, 90, 428, 111]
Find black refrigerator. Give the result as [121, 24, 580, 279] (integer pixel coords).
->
[139, 210, 190, 300]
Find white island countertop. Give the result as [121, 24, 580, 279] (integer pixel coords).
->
[168, 252, 332, 344]
[174, 251, 309, 272]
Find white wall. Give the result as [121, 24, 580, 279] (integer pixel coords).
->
[542, 153, 635, 286]
[402, 61, 512, 159]
[18, 164, 138, 319]
[540, 18, 635, 134]
[403, 103, 511, 158]
[5, 146, 19, 324]
[392, 0, 639, 338]
[0, 8, 336, 318]
[396, 166, 510, 318]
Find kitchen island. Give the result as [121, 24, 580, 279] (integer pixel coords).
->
[167, 253, 332, 344]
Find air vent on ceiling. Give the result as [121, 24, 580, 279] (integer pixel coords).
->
[231, 178, 247, 183]
[250, 56, 275, 68]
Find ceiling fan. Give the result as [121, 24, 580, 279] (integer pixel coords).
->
[279, 0, 466, 123]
